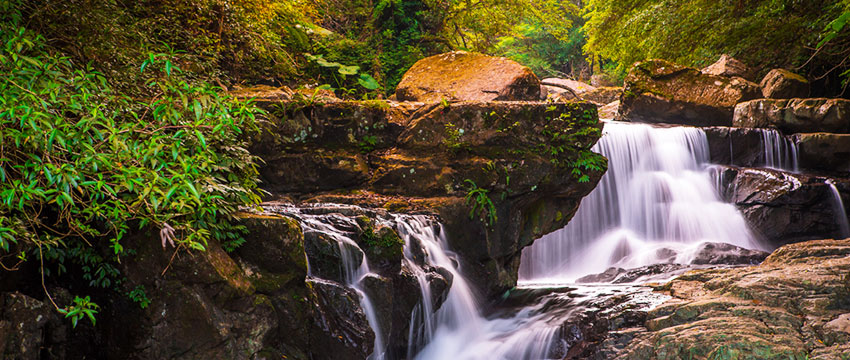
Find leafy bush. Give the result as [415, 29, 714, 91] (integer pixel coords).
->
[0, 11, 264, 318]
[464, 179, 497, 227]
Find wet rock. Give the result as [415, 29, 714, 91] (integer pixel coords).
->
[713, 166, 850, 245]
[304, 228, 364, 283]
[702, 126, 769, 167]
[733, 98, 850, 134]
[618, 59, 761, 126]
[355, 216, 404, 275]
[760, 68, 810, 99]
[795, 132, 850, 175]
[690, 242, 769, 265]
[395, 51, 540, 102]
[582, 86, 621, 105]
[701, 54, 753, 80]
[307, 278, 375, 360]
[234, 214, 308, 291]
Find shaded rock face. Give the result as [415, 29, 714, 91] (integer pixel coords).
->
[307, 278, 375, 358]
[395, 51, 540, 102]
[703, 126, 772, 168]
[713, 166, 850, 246]
[598, 100, 620, 119]
[618, 59, 761, 126]
[795, 132, 850, 175]
[760, 68, 811, 99]
[604, 239, 850, 359]
[254, 100, 604, 297]
[701, 54, 753, 80]
[0, 292, 67, 360]
[733, 98, 850, 134]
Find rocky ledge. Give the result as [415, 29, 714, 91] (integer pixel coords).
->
[599, 239, 850, 359]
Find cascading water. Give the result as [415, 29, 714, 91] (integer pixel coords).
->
[519, 121, 763, 282]
[280, 205, 570, 360]
[825, 180, 850, 239]
[759, 128, 799, 172]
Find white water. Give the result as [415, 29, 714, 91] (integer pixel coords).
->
[396, 216, 561, 360]
[760, 128, 798, 172]
[519, 121, 763, 282]
[826, 180, 850, 239]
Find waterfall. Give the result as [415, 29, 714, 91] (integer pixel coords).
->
[760, 128, 798, 172]
[826, 180, 850, 239]
[396, 217, 561, 360]
[281, 205, 566, 360]
[519, 121, 763, 282]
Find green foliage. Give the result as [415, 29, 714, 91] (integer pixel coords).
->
[304, 53, 381, 94]
[464, 179, 497, 227]
[583, 0, 849, 79]
[539, 110, 606, 182]
[0, 12, 264, 318]
[495, 17, 587, 78]
[358, 135, 379, 153]
[57, 296, 99, 328]
[127, 285, 151, 309]
[443, 123, 468, 152]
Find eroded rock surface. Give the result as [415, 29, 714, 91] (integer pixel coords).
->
[604, 239, 850, 359]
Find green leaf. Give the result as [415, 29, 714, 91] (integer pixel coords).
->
[357, 74, 380, 90]
[338, 65, 359, 75]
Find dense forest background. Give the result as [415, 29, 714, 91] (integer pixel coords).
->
[1, 0, 849, 323]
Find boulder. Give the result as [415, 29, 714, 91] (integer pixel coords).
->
[618, 59, 761, 126]
[590, 74, 617, 87]
[543, 85, 579, 101]
[541, 78, 596, 95]
[700, 54, 752, 80]
[794, 132, 850, 174]
[307, 278, 375, 360]
[395, 51, 540, 102]
[598, 100, 620, 119]
[733, 98, 850, 134]
[760, 68, 810, 99]
[582, 86, 622, 105]
[0, 292, 66, 360]
[703, 127, 771, 167]
[713, 166, 850, 245]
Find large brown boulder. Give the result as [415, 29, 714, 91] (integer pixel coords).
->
[700, 54, 753, 80]
[541, 78, 596, 95]
[582, 86, 621, 105]
[760, 68, 810, 99]
[618, 59, 761, 126]
[395, 51, 540, 102]
[795, 132, 850, 174]
[733, 98, 850, 134]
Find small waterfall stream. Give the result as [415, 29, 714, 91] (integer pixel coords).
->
[519, 121, 763, 282]
[826, 180, 850, 239]
[759, 128, 799, 172]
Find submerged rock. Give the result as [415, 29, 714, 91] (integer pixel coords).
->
[733, 98, 850, 134]
[618, 59, 761, 126]
[395, 51, 540, 102]
[760, 68, 810, 99]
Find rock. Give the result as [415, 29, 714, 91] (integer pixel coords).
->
[234, 214, 308, 290]
[304, 226, 364, 283]
[701, 54, 752, 80]
[608, 239, 850, 359]
[690, 242, 769, 265]
[824, 313, 850, 334]
[231, 85, 294, 101]
[598, 100, 620, 119]
[702, 126, 771, 167]
[541, 77, 596, 94]
[307, 278, 375, 360]
[0, 292, 65, 360]
[395, 51, 540, 102]
[713, 166, 850, 245]
[760, 68, 810, 99]
[543, 85, 579, 101]
[618, 59, 761, 126]
[590, 74, 616, 87]
[795, 132, 850, 175]
[733, 98, 850, 134]
[582, 86, 621, 105]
